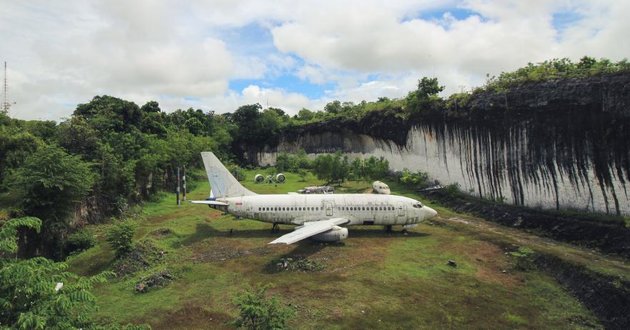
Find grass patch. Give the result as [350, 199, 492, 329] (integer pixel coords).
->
[65, 172, 609, 329]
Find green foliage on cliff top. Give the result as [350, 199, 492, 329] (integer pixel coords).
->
[483, 56, 630, 92]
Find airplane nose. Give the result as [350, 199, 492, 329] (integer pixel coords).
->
[425, 206, 438, 219]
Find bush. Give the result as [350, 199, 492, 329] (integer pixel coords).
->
[399, 169, 429, 187]
[65, 229, 96, 254]
[275, 150, 311, 172]
[233, 286, 295, 329]
[510, 247, 536, 271]
[228, 164, 246, 182]
[106, 222, 135, 258]
[444, 183, 461, 197]
[111, 239, 164, 277]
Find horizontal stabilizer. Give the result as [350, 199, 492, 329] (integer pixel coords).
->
[190, 200, 229, 206]
[269, 218, 349, 245]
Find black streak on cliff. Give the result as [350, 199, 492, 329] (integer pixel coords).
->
[261, 73, 630, 215]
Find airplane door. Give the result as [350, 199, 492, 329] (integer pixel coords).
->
[324, 201, 334, 217]
[396, 202, 405, 217]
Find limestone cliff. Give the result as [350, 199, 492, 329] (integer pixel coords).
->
[258, 72, 630, 215]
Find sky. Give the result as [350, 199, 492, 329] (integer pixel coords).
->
[1, 0, 629, 121]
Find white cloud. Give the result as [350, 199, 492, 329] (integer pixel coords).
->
[0, 0, 628, 120]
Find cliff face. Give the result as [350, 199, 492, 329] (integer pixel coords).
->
[258, 73, 630, 215]
[466, 73, 630, 117]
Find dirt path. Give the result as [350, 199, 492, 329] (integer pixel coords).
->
[436, 215, 630, 280]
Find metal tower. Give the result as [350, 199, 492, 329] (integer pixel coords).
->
[2, 61, 9, 114]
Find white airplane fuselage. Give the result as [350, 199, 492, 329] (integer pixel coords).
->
[220, 193, 436, 226]
[193, 151, 438, 244]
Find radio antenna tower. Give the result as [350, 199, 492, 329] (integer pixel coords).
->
[2, 61, 10, 114]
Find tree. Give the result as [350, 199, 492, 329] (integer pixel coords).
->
[363, 156, 390, 181]
[74, 95, 144, 133]
[0, 128, 41, 185]
[324, 100, 342, 114]
[417, 77, 444, 97]
[577, 56, 596, 70]
[406, 77, 444, 114]
[312, 152, 349, 184]
[8, 144, 95, 259]
[275, 153, 293, 172]
[140, 100, 161, 113]
[56, 117, 100, 160]
[296, 108, 314, 121]
[233, 286, 295, 330]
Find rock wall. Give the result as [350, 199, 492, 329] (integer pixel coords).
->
[258, 73, 630, 215]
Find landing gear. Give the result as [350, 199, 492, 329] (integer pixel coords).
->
[385, 225, 393, 232]
[271, 223, 279, 232]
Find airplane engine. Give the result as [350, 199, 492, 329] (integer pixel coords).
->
[312, 226, 348, 242]
[254, 174, 264, 183]
[275, 173, 286, 183]
[372, 181, 391, 195]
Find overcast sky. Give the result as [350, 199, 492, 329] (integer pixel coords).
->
[1, 0, 628, 121]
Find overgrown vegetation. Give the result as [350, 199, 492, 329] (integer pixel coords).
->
[107, 221, 136, 258]
[398, 169, 430, 188]
[232, 286, 295, 330]
[0, 55, 628, 328]
[1, 96, 232, 260]
[62, 179, 615, 329]
[275, 150, 391, 185]
[65, 229, 96, 255]
[483, 56, 630, 92]
[111, 239, 164, 277]
[0, 217, 136, 329]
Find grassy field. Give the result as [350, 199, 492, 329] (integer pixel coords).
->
[67, 170, 612, 329]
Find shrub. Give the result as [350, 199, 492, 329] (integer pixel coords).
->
[65, 229, 96, 254]
[111, 239, 164, 277]
[106, 222, 135, 258]
[228, 164, 246, 182]
[510, 247, 536, 271]
[399, 169, 430, 187]
[233, 286, 295, 329]
[444, 183, 461, 197]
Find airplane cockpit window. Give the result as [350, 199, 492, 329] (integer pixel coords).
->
[412, 202, 423, 208]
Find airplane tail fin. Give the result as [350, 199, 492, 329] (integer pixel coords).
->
[201, 152, 257, 198]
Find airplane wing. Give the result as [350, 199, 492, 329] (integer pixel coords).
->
[269, 218, 350, 245]
[190, 200, 229, 206]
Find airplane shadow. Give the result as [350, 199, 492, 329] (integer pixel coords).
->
[177, 223, 431, 249]
[347, 228, 430, 238]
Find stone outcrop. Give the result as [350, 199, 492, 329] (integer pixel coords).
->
[258, 73, 630, 215]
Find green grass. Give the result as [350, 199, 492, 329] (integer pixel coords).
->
[66, 173, 611, 329]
